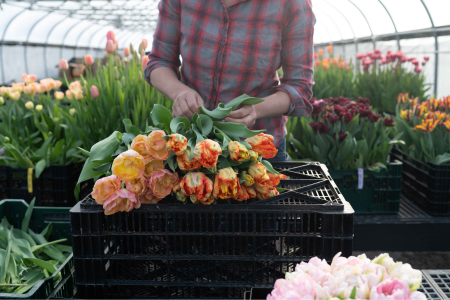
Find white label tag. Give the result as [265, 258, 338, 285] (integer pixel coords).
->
[358, 168, 364, 190]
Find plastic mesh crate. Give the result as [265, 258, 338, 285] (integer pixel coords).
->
[0, 200, 75, 299]
[327, 161, 402, 214]
[0, 163, 93, 207]
[422, 270, 450, 300]
[71, 162, 354, 299]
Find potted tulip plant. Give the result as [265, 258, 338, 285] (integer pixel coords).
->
[287, 97, 404, 214]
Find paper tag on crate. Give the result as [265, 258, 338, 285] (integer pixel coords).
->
[27, 168, 33, 193]
[357, 168, 363, 190]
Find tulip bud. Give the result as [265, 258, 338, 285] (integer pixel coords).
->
[141, 56, 149, 71]
[106, 40, 115, 53]
[59, 59, 69, 70]
[114, 67, 119, 80]
[130, 43, 134, 53]
[4, 137, 10, 143]
[140, 48, 146, 58]
[106, 30, 115, 41]
[54, 91, 64, 100]
[0, 97, 3, 105]
[11, 116, 15, 121]
[25, 101, 34, 110]
[69, 108, 76, 116]
[121, 76, 126, 86]
[35, 104, 43, 112]
[141, 39, 148, 50]
[124, 47, 130, 57]
[90, 85, 99, 98]
[49, 131, 53, 137]
[53, 117, 60, 123]
[84, 54, 94, 66]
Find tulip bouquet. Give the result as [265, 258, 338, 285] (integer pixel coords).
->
[287, 97, 402, 171]
[76, 95, 287, 214]
[395, 93, 450, 165]
[267, 252, 425, 300]
[354, 49, 430, 113]
[312, 46, 354, 100]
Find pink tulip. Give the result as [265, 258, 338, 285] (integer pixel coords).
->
[414, 67, 422, 73]
[141, 56, 149, 70]
[59, 59, 69, 70]
[84, 54, 93, 66]
[106, 30, 115, 41]
[356, 54, 365, 60]
[424, 56, 430, 61]
[114, 39, 119, 50]
[370, 279, 411, 300]
[90, 85, 99, 98]
[381, 58, 387, 64]
[393, 66, 398, 70]
[374, 49, 381, 54]
[422, 61, 426, 66]
[106, 40, 115, 53]
[401, 56, 407, 63]
[124, 47, 130, 57]
[141, 39, 148, 49]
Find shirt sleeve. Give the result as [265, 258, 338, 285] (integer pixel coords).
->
[272, 0, 315, 117]
[144, 0, 182, 86]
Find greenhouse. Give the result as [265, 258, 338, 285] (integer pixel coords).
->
[0, 0, 449, 299]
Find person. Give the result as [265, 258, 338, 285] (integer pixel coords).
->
[144, 0, 315, 162]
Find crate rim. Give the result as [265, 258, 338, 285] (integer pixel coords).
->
[392, 146, 450, 171]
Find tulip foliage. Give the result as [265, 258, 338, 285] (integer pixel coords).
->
[77, 95, 287, 214]
[288, 97, 403, 171]
[395, 93, 450, 165]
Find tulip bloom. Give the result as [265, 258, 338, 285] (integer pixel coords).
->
[213, 167, 240, 199]
[72, 90, 84, 100]
[112, 149, 145, 180]
[144, 160, 165, 177]
[173, 183, 187, 203]
[444, 120, 450, 132]
[141, 38, 148, 49]
[54, 91, 64, 100]
[248, 150, 258, 162]
[181, 172, 214, 204]
[318, 49, 324, 56]
[228, 141, 250, 162]
[266, 172, 287, 188]
[103, 188, 140, 215]
[240, 171, 254, 186]
[166, 134, 188, 155]
[253, 183, 279, 200]
[124, 47, 130, 57]
[22, 73, 37, 84]
[54, 80, 63, 89]
[106, 30, 115, 41]
[35, 104, 43, 112]
[65, 90, 73, 100]
[0, 97, 4, 105]
[12, 83, 24, 93]
[248, 162, 269, 185]
[147, 169, 179, 199]
[92, 175, 121, 205]
[177, 149, 202, 171]
[106, 40, 115, 53]
[139, 188, 162, 204]
[59, 59, 69, 70]
[313, 53, 318, 59]
[9, 91, 21, 101]
[233, 183, 256, 201]
[114, 39, 119, 51]
[23, 85, 37, 96]
[141, 56, 149, 70]
[414, 119, 439, 133]
[90, 85, 99, 98]
[245, 133, 278, 159]
[124, 177, 146, 196]
[25, 101, 34, 110]
[84, 54, 94, 66]
[327, 45, 333, 53]
[145, 130, 170, 160]
[132, 134, 154, 162]
[193, 139, 222, 168]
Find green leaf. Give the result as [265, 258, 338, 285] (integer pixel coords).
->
[261, 160, 281, 175]
[76, 156, 113, 186]
[198, 114, 213, 136]
[77, 147, 90, 157]
[54, 244, 72, 253]
[151, 104, 173, 132]
[40, 223, 52, 240]
[213, 121, 265, 139]
[35, 159, 46, 179]
[350, 286, 357, 299]
[224, 94, 265, 110]
[25, 258, 57, 274]
[22, 198, 35, 233]
[218, 156, 231, 169]
[93, 162, 112, 173]
[121, 133, 135, 146]
[123, 119, 141, 136]
[14, 272, 45, 294]
[200, 103, 233, 119]
[170, 117, 190, 133]
[433, 153, 450, 165]
[89, 131, 121, 162]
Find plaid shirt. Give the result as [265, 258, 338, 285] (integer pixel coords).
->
[145, 0, 315, 146]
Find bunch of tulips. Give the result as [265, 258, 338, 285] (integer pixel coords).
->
[267, 252, 425, 300]
[79, 95, 287, 215]
[395, 93, 450, 165]
[288, 97, 401, 170]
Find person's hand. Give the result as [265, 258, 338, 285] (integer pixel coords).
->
[225, 105, 257, 128]
[172, 89, 204, 119]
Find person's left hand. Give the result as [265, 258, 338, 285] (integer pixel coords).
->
[225, 105, 257, 128]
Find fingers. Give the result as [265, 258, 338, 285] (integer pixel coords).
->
[186, 95, 201, 114]
[226, 115, 255, 128]
[178, 98, 195, 119]
[228, 105, 252, 119]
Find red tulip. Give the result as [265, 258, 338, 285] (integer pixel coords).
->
[310, 122, 330, 134]
[343, 113, 354, 123]
[360, 108, 372, 117]
[324, 113, 339, 124]
[383, 117, 394, 127]
[314, 53, 318, 59]
[84, 54, 93, 66]
[106, 30, 115, 41]
[90, 85, 99, 98]
[141, 56, 149, 70]
[424, 56, 430, 61]
[59, 59, 69, 70]
[124, 47, 130, 57]
[106, 40, 115, 53]
[336, 131, 348, 142]
[369, 114, 380, 122]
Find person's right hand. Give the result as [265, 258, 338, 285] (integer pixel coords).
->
[172, 88, 204, 119]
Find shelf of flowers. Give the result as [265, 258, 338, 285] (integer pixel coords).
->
[70, 100, 354, 299]
[287, 96, 403, 214]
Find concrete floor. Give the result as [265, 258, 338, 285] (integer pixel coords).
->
[353, 251, 450, 270]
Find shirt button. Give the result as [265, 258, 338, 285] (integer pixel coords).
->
[221, 41, 225, 46]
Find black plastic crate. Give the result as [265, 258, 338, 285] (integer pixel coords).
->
[70, 162, 354, 299]
[0, 163, 93, 206]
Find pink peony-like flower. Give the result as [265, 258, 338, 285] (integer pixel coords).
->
[147, 169, 179, 199]
[124, 177, 146, 196]
[103, 188, 140, 215]
[145, 130, 170, 160]
[267, 272, 317, 300]
[139, 188, 162, 204]
[112, 149, 145, 181]
[92, 175, 121, 205]
[370, 278, 412, 300]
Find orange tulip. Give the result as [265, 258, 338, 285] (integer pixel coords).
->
[414, 119, 439, 133]
[327, 45, 333, 53]
[112, 149, 145, 180]
[139, 188, 162, 204]
[106, 40, 115, 53]
[103, 188, 140, 215]
[180, 172, 214, 204]
[177, 149, 202, 171]
[145, 130, 170, 160]
[131, 134, 153, 162]
[173, 183, 187, 203]
[59, 59, 69, 70]
[147, 169, 179, 199]
[124, 177, 146, 196]
[339, 61, 345, 70]
[314, 53, 319, 59]
[346, 66, 350, 71]
[245, 133, 278, 159]
[166, 134, 188, 155]
[213, 167, 240, 200]
[65, 90, 73, 100]
[144, 160, 165, 177]
[314, 61, 320, 67]
[240, 171, 254, 186]
[124, 47, 130, 57]
[266, 172, 287, 188]
[248, 162, 269, 185]
[193, 139, 222, 168]
[318, 49, 324, 56]
[228, 141, 250, 162]
[84, 54, 94, 66]
[333, 58, 339, 65]
[253, 183, 279, 200]
[233, 183, 256, 201]
[400, 110, 412, 122]
[141, 56, 149, 70]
